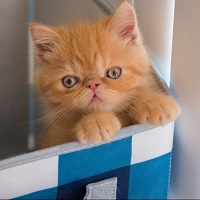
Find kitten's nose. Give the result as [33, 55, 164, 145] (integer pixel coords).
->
[86, 80, 100, 90]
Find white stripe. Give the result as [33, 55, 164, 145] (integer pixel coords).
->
[131, 122, 174, 165]
[0, 156, 58, 199]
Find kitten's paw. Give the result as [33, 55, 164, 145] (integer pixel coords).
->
[76, 112, 121, 144]
[132, 94, 181, 126]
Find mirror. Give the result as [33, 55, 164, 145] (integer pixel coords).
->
[0, 0, 124, 160]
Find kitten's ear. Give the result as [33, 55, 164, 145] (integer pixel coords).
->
[29, 23, 61, 58]
[108, 2, 138, 42]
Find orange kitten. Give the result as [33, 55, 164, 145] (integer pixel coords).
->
[30, 2, 181, 148]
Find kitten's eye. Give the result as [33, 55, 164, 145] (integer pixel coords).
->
[106, 67, 121, 79]
[62, 76, 78, 88]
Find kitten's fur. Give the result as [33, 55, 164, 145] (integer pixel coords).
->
[30, 2, 181, 148]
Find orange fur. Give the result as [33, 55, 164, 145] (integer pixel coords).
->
[30, 2, 181, 148]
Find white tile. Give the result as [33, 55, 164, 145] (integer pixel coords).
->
[0, 156, 58, 199]
[131, 122, 174, 165]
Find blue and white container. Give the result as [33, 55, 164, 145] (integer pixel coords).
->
[0, 65, 175, 199]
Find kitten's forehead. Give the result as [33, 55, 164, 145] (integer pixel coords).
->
[95, 54, 106, 77]
[62, 22, 134, 77]
[65, 52, 106, 78]
[61, 22, 112, 76]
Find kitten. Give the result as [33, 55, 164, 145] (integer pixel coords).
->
[30, 2, 181, 148]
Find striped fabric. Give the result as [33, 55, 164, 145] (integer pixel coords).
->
[0, 122, 174, 199]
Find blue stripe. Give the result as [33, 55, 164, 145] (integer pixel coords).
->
[28, 0, 35, 151]
[58, 137, 132, 186]
[57, 166, 130, 199]
[28, 0, 35, 22]
[128, 152, 171, 199]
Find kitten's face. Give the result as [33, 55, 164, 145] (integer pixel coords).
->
[31, 2, 150, 113]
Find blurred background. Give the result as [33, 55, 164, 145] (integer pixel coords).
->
[0, 0, 199, 199]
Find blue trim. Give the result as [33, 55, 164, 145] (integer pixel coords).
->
[58, 137, 132, 186]
[128, 153, 171, 199]
[28, 0, 35, 151]
[169, 82, 178, 100]
[28, 0, 35, 22]
[57, 166, 130, 199]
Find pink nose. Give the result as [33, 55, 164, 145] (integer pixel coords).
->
[87, 81, 100, 90]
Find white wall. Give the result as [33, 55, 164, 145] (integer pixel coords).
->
[170, 0, 200, 198]
[135, 0, 200, 198]
[134, 0, 175, 85]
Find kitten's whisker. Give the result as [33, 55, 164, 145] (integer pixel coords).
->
[33, 101, 70, 125]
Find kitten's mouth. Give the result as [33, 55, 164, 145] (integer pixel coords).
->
[89, 93, 101, 104]
[91, 94, 100, 102]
